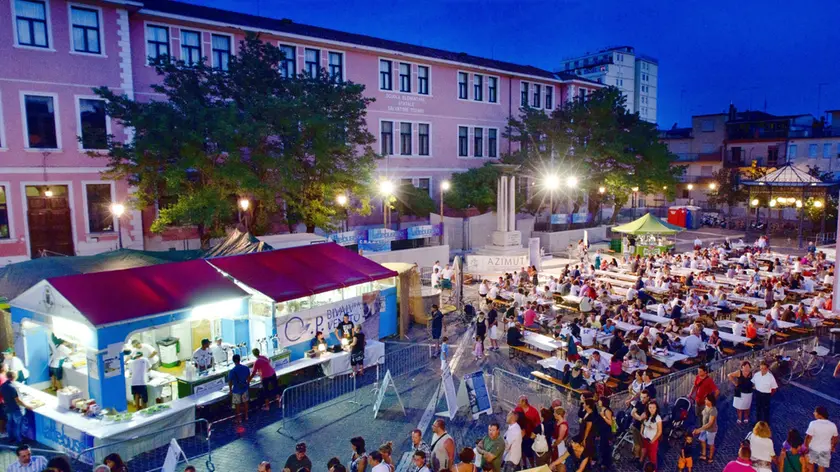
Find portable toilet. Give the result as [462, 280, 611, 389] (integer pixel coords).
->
[684, 206, 702, 230]
[668, 206, 687, 228]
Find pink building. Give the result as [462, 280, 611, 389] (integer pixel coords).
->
[0, 0, 600, 264]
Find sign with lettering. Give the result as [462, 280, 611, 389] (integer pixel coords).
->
[328, 230, 365, 246]
[572, 213, 590, 223]
[193, 376, 226, 397]
[35, 414, 96, 459]
[384, 93, 427, 114]
[465, 253, 530, 274]
[463, 370, 492, 419]
[275, 291, 382, 348]
[359, 240, 391, 253]
[550, 214, 569, 224]
[367, 228, 400, 242]
[406, 224, 441, 239]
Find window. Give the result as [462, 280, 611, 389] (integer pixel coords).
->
[23, 94, 58, 149]
[211, 34, 231, 71]
[380, 121, 393, 155]
[279, 45, 296, 78]
[178, 30, 201, 65]
[15, 0, 49, 48]
[579, 88, 586, 100]
[458, 72, 468, 99]
[398, 63, 411, 93]
[824, 143, 832, 158]
[532, 84, 541, 108]
[400, 178, 413, 186]
[488, 76, 497, 103]
[400, 122, 412, 155]
[146, 25, 169, 61]
[617, 79, 623, 86]
[418, 66, 429, 95]
[304, 48, 320, 78]
[458, 126, 468, 156]
[488, 129, 497, 158]
[701, 143, 716, 154]
[545, 86, 553, 110]
[809, 144, 818, 158]
[474, 128, 483, 157]
[70, 6, 100, 54]
[0, 186, 8, 239]
[78, 98, 107, 150]
[328, 52, 343, 81]
[418, 123, 430, 156]
[616, 53, 623, 62]
[85, 184, 113, 232]
[520, 82, 529, 107]
[379, 60, 392, 90]
[788, 144, 797, 158]
[418, 178, 430, 193]
[473, 74, 483, 101]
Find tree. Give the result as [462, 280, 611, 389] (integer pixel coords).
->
[443, 163, 501, 213]
[93, 34, 378, 246]
[707, 168, 747, 218]
[392, 183, 436, 219]
[505, 87, 680, 223]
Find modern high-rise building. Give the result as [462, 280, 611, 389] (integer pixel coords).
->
[559, 46, 658, 123]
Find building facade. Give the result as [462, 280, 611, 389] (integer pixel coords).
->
[560, 46, 658, 123]
[659, 113, 727, 204]
[0, 0, 600, 265]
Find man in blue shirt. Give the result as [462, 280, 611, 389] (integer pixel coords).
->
[227, 354, 251, 423]
[1, 371, 32, 444]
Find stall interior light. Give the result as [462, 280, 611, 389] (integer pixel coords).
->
[21, 320, 38, 330]
[52, 317, 94, 346]
[191, 299, 242, 320]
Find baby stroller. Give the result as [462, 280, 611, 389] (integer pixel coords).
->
[665, 396, 692, 443]
[611, 407, 635, 461]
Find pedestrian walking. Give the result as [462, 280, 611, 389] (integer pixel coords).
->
[502, 411, 523, 472]
[475, 423, 505, 472]
[640, 402, 663, 470]
[749, 421, 776, 472]
[431, 305, 444, 355]
[804, 406, 838, 472]
[692, 394, 718, 463]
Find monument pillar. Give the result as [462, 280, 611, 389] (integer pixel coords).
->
[508, 175, 516, 232]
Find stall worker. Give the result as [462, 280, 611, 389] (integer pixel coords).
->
[131, 339, 160, 367]
[2, 349, 28, 384]
[48, 338, 73, 390]
[127, 352, 151, 410]
[192, 338, 214, 372]
[311, 332, 329, 352]
[335, 313, 355, 341]
[210, 337, 234, 366]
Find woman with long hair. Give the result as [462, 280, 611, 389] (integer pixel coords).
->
[727, 361, 754, 425]
[350, 437, 368, 472]
[104, 453, 128, 472]
[639, 402, 662, 470]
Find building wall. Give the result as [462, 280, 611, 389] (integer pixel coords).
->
[786, 137, 840, 172]
[635, 58, 657, 123]
[0, 0, 141, 264]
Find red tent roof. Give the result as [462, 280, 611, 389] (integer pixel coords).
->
[47, 259, 249, 327]
[208, 243, 398, 302]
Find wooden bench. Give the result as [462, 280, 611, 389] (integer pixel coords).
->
[646, 364, 671, 375]
[511, 345, 550, 359]
[531, 371, 588, 396]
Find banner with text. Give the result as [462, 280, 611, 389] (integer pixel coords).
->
[550, 214, 569, 224]
[358, 240, 392, 253]
[328, 230, 366, 246]
[275, 291, 382, 348]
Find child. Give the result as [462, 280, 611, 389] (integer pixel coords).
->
[440, 336, 449, 370]
[678, 435, 695, 472]
[473, 334, 484, 360]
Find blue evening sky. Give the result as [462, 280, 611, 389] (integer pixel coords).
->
[185, 0, 840, 127]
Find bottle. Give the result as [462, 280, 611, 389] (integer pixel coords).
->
[184, 362, 196, 381]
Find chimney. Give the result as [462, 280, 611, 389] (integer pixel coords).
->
[728, 103, 737, 122]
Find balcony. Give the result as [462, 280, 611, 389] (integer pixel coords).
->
[673, 153, 699, 162]
[723, 150, 784, 168]
[678, 174, 715, 183]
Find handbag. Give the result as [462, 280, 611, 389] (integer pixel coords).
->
[532, 424, 549, 454]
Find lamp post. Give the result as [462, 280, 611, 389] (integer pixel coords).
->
[379, 180, 394, 229]
[598, 186, 606, 225]
[238, 198, 250, 230]
[110, 203, 125, 249]
[566, 176, 578, 229]
[336, 194, 349, 231]
[439, 180, 450, 244]
[631, 187, 639, 220]
[545, 174, 560, 229]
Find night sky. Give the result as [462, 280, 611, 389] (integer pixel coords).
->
[184, 0, 840, 127]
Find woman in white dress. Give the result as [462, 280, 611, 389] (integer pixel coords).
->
[749, 421, 776, 472]
[727, 361, 754, 425]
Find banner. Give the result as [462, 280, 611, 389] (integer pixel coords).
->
[550, 214, 569, 224]
[275, 291, 382, 348]
[572, 213, 590, 223]
[359, 240, 391, 253]
[406, 224, 442, 239]
[367, 228, 400, 242]
[328, 230, 365, 246]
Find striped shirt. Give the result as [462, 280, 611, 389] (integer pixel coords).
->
[6, 455, 48, 472]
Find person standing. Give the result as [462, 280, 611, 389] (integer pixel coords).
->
[411, 451, 431, 472]
[779, 430, 806, 472]
[349, 325, 366, 377]
[549, 407, 569, 472]
[249, 348, 280, 411]
[722, 446, 757, 472]
[430, 305, 444, 356]
[369, 451, 389, 472]
[804, 406, 838, 472]
[350, 437, 368, 472]
[210, 337, 234, 366]
[283, 443, 312, 472]
[728, 361, 754, 425]
[692, 394, 718, 463]
[192, 338, 214, 372]
[407, 430, 431, 472]
[2, 349, 27, 384]
[751, 361, 778, 424]
[503, 411, 523, 472]
[488, 305, 500, 352]
[749, 421, 776, 472]
[476, 423, 506, 472]
[430, 419, 455, 472]
[640, 402, 663, 470]
[515, 395, 542, 468]
[131, 339, 160, 366]
[690, 365, 719, 422]
[1, 372, 32, 444]
[227, 354, 250, 423]
[48, 338, 72, 390]
[335, 314, 355, 342]
[6, 444, 47, 472]
[127, 352, 151, 410]
[631, 390, 652, 464]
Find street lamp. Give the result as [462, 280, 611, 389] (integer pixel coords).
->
[631, 187, 639, 219]
[565, 176, 578, 188]
[687, 184, 694, 191]
[813, 200, 824, 208]
[379, 180, 394, 228]
[238, 198, 250, 229]
[751, 199, 759, 207]
[544, 175, 560, 226]
[708, 183, 717, 191]
[597, 186, 606, 224]
[598, 186, 606, 194]
[336, 194, 349, 231]
[110, 203, 125, 249]
[439, 180, 450, 219]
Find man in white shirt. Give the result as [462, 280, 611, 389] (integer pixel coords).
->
[569, 283, 581, 297]
[811, 294, 827, 310]
[805, 405, 839, 472]
[694, 237, 702, 249]
[751, 360, 778, 424]
[433, 261, 441, 275]
[487, 285, 499, 303]
[7, 444, 47, 472]
[192, 338, 214, 371]
[369, 451, 391, 472]
[49, 339, 73, 390]
[2, 348, 28, 384]
[738, 254, 748, 266]
[128, 352, 151, 410]
[682, 330, 702, 358]
[431, 268, 441, 288]
[131, 339, 160, 366]
[587, 351, 610, 373]
[503, 411, 522, 471]
[441, 264, 453, 282]
[580, 327, 596, 347]
[210, 337, 235, 366]
[625, 286, 637, 301]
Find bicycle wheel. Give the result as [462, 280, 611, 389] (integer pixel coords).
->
[808, 357, 826, 377]
[787, 360, 800, 383]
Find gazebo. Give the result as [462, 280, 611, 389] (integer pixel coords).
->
[612, 213, 684, 255]
[742, 164, 835, 248]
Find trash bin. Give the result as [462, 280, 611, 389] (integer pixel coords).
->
[831, 329, 840, 355]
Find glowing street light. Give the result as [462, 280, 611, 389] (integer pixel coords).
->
[662, 186, 667, 190]
[598, 186, 606, 194]
[379, 180, 394, 196]
[380, 180, 394, 228]
[687, 184, 694, 191]
[751, 199, 760, 207]
[795, 200, 803, 208]
[813, 200, 824, 208]
[565, 176, 578, 188]
[708, 183, 717, 190]
[238, 198, 250, 211]
[110, 203, 126, 249]
[545, 174, 560, 190]
[439, 180, 451, 222]
[336, 194, 348, 206]
[631, 187, 639, 192]
[769, 199, 777, 207]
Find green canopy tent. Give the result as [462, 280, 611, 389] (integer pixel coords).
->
[611, 213, 684, 256]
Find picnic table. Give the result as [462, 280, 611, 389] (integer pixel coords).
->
[523, 331, 566, 352]
[640, 312, 673, 325]
[648, 349, 690, 368]
[537, 357, 609, 384]
[614, 321, 643, 333]
[598, 277, 635, 288]
[594, 270, 638, 283]
[579, 349, 648, 374]
[727, 294, 767, 308]
[736, 314, 798, 330]
[703, 327, 750, 345]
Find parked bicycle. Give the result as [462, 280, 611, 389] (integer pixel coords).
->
[784, 345, 829, 382]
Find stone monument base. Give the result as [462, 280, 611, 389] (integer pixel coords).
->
[466, 247, 530, 275]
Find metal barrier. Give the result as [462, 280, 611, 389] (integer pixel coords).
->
[277, 367, 358, 437]
[0, 445, 87, 471]
[381, 342, 435, 380]
[74, 418, 212, 471]
[490, 367, 582, 436]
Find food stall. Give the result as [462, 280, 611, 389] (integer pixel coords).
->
[612, 213, 683, 256]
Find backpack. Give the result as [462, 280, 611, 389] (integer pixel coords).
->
[532, 424, 549, 454]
